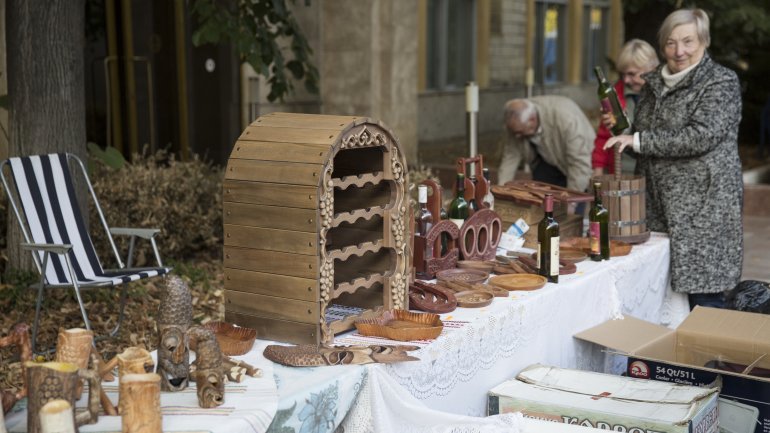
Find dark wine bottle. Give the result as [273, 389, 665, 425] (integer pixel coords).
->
[594, 66, 630, 136]
[439, 204, 449, 256]
[468, 176, 479, 215]
[537, 193, 560, 283]
[589, 181, 610, 261]
[447, 173, 469, 229]
[415, 185, 434, 279]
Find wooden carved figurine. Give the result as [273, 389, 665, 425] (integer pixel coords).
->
[263, 343, 420, 367]
[186, 326, 224, 408]
[156, 275, 192, 392]
[119, 373, 162, 433]
[0, 323, 32, 414]
[38, 399, 76, 433]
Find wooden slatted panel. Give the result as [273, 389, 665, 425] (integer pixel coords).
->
[224, 224, 318, 255]
[640, 177, 647, 232]
[254, 113, 361, 129]
[231, 140, 331, 164]
[224, 180, 318, 209]
[620, 178, 632, 236]
[608, 179, 620, 237]
[224, 268, 318, 302]
[239, 125, 340, 145]
[225, 311, 318, 345]
[226, 159, 321, 185]
[224, 202, 317, 231]
[224, 246, 317, 279]
[225, 291, 318, 324]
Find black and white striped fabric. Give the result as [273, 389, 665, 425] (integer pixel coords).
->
[8, 153, 170, 287]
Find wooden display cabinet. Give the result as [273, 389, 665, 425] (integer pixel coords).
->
[223, 113, 410, 345]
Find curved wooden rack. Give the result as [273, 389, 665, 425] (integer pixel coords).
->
[334, 273, 388, 298]
[332, 206, 386, 226]
[328, 239, 384, 261]
[332, 172, 384, 190]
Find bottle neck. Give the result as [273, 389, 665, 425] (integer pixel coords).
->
[455, 176, 465, 198]
[594, 185, 602, 205]
[543, 195, 554, 216]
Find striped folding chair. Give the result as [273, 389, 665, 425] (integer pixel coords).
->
[0, 153, 172, 353]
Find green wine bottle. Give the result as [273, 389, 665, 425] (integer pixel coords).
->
[589, 181, 610, 261]
[447, 173, 469, 229]
[537, 193, 560, 283]
[594, 66, 630, 136]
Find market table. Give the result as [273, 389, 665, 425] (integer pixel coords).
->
[269, 232, 689, 432]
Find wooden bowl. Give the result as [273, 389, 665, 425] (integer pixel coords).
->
[436, 268, 489, 284]
[454, 290, 494, 308]
[488, 274, 547, 291]
[355, 309, 443, 341]
[203, 321, 257, 356]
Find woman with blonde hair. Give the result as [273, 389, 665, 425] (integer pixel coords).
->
[604, 8, 743, 309]
[592, 39, 659, 176]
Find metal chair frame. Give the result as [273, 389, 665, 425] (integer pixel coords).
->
[0, 153, 169, 353]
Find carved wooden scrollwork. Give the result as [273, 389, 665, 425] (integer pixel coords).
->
[459, 209, 503, 261]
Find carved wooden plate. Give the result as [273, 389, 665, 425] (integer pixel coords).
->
[488, 274, 547, 291]
[561, 237, 633, 257]
[355, 309, 443, 341]
[435, 268, 489, 284]
[203, 321, 257, 356]
[457, 260, 496, 273]
[454, 290, 494, 308]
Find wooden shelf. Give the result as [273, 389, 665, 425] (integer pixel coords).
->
[332, 172, 384, 190]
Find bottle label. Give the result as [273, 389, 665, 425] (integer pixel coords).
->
[418, 186, 428, 203]
[589, 222, 600, 254]
[550, 237, 560, 276]
[599, 98, 617, 124]
[450, 218, 464, 230]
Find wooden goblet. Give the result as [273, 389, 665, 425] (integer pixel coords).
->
[119, 373, 162, 433]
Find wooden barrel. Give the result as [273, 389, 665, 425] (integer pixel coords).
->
[592, 174, 650, 244]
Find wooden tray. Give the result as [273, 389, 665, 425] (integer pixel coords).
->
[488, 274, 547, 291]
[457, 260, 496, 273]
[354, 309, 443, 341]
[561, 237, 633, 257]
[436, 268, 489, 284]
[454, 290, 494, 308]
[203, 321, 257, 356]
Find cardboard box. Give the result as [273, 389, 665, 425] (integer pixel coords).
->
[488, 364, 719, 433]
[575, 306, 770, 433]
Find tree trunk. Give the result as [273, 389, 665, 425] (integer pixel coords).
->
[6, 0, 88, 272]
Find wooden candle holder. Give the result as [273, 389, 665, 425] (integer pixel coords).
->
[54, 328, 93, 399]
[39, 399, 75, 433]
[119, 373, 162, 433]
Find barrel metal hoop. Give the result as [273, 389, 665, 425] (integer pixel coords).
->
[604, 189, 644, 197]
[611, 219, 645, 228]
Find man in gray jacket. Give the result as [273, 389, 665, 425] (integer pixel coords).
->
[498, 95, 595, 194]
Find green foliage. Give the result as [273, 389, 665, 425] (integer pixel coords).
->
[191, 0, 319, 102]
[87, 142, 126, 170]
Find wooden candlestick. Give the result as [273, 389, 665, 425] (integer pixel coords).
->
[39, 399, 76, 433]
[119, 373, 162, 433]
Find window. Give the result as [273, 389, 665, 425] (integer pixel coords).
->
[534, 1, 566, 85]
[426, 0, 476, 90]
[583, 2, 609, 80]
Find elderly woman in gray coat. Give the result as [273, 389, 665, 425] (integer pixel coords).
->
[605, 8, 743, 309]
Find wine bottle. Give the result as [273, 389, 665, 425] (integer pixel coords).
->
[482, 167, 494, 210]
[468, 176, 479, 215]
[415, 185, 434, 279]
[439, 205, 449, 256]
[589, 181, 610, 261]
[537, 193, 560, 283]
[447, 173, 469, 229]
[594, 66, 629, 136]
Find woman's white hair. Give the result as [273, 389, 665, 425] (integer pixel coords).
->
[658, 8, 711, 53]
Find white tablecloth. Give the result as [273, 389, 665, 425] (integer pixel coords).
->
[337, 232, 689, 432]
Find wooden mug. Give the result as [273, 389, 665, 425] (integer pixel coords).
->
[39, 399, 76, 433]
[54, 328, 94, 399]
[25, 361, 101, 433]
[119, 373, 162, 433]
[117, 347, 154, 377]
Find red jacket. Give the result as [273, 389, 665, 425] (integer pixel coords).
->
[592, 80, 626, 174]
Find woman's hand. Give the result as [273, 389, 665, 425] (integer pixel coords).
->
[600, 112, 616, 130]
[604, 135, 634, 153]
